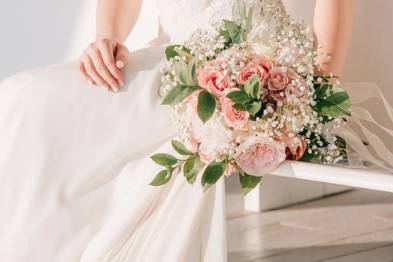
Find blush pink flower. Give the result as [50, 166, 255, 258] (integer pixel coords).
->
[251, 55, 273, 72]
[198, 62, 230, 97]
[234, 136, 286, 177]
[221, 97, 249, 129]
[236, 63, 269, 86]
[268, 67, 289, 91]
[278, 133, 308, 161]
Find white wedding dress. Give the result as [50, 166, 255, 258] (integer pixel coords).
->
[0, 0, 288, 261]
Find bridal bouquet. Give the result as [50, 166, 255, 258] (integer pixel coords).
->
[150, 2, 351, 193]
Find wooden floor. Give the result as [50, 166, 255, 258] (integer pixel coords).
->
[227, 189, 393, 262]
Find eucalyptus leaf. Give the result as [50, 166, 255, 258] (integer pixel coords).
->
[151, 153, 178, 166]
[197, 91, 216, 123]
[201, 161, 227, 191]
[239, 173, 262, 194]
[150, 170, 172, 186]
[171, 140, 194, 156]
[162, 85, 196, 105]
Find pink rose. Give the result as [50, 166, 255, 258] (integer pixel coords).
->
[278, 133, 308, 161]
[234, 136, 286, 177]
[268, 67, 289, 91]
[221, 97, 249, 129]
[198, 62, 230, 97]
[251, 55, 273, 72]
[236, 63, 269, 86]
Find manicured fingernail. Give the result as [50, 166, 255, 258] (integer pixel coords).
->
[112, 86, 119, 92]
[116, 60, 124, 69]
[119, 80, 124, 86]
[88, 80, 93, 86]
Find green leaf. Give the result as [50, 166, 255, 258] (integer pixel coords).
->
[162, 85, 196, 105]
[244, 75, 261, 99]
[220, 20, 242, 48]
[171, 140, 194, 156]
[151, 153, 178, 166]
[150, 170, 172, 186]
[197, 90, 216, 123]
[247, 101, 262, 117]
[313, 84, 351, 118]
[165, 45, 189, 61]
[201, 161, 227, 191]
[239, 173, 262, 194]
[183, 157, 205, 185]
[165, 45, 180, 60]
[233, 103, 248, 111]
[314, 98, 351, 118]
[227, 90, 250, 104]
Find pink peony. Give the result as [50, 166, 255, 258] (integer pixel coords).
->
[236, 63, 269, 86]
[197, 62, 230, 97]
[234, 136, 286, 177]
[268, 67, 289, 91]
[221, 97, 249, 129]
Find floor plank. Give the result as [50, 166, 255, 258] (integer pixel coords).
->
[227, 189, 393, 262]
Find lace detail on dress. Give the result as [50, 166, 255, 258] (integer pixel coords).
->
[156, 0, 287, 43]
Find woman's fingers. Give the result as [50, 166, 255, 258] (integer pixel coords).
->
[115, 44, 130, 69]
[78, 38, 129, 91]
[86, 44, 120, 91]
[80, 54, 111, 90]
[96, 39, 124, 86]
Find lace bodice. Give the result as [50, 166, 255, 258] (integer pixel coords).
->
[156, 0, 287, 43]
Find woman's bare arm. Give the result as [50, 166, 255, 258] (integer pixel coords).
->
[96, 0, 142, 43]
[314, 0, 353, 77]
[79, 0, 143, 91]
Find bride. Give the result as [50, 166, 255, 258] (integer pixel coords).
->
[0, 0, 353, 261]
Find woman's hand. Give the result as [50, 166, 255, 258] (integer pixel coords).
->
[79, 38, 129, 92]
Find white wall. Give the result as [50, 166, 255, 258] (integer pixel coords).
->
[0, 0, 158, 80]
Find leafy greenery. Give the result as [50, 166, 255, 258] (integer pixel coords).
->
[176, 59, 198, 86]
[313, 83, 351, 118]
[226, 76, 263, 117]
[161, 84, 197, 106]
[165, 45, 190, 61]
[150, 170, 172, 186]
[197, 90, 217, 123]
[183, 157, 205, 185]
[220, 20, 243, 48]
[171, 140, 194, 156]
[239, 172, 262, 194]
[201, 161, 227, 191]
[151, 153, 178, 166]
